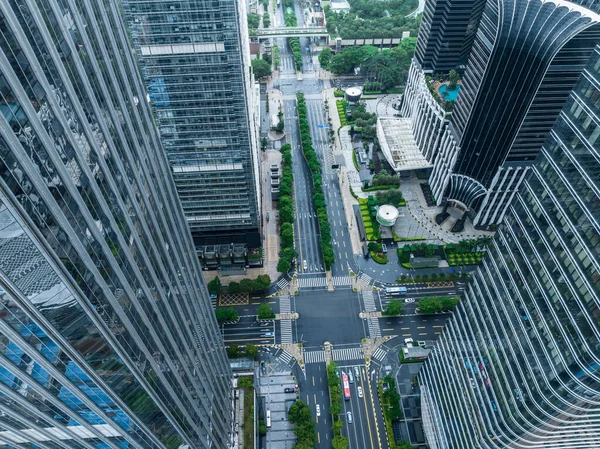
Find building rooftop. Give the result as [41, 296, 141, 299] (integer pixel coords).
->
[377, 117, 431, 171]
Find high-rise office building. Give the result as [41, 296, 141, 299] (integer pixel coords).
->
[401, 0, 600, 228]
[419, 44, 600, 448]
[122, 0, 262, 257]
[0, 1, 232, 448]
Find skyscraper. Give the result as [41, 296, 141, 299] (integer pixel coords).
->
[0, 1, 231, 448]
[419, 44, 600, 448]
[122, 0, 262, 256]
[401, 0, 600, 228]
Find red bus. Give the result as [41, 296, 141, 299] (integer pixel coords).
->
[342, 373, 351, 400]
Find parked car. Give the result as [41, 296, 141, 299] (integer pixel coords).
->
[470, 378, 476, 388]
[357, 386, 363, 398]
[347, 412, 353, 423]
[381, 244, 388, 253]
[484, 378, 491, 388]
[316, 404, 321, 417]
[490, 400, 498, 411]
[261, 362, 266, 375]
[284, 387, 295, 393]
[417, 341, 427, 348]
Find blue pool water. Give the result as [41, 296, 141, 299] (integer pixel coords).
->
[438, 84, 461, 101]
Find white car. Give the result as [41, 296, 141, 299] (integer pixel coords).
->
[404, 338, 414, 345]
[303, 260, 308, 270]
[354, 366, 360, 379]
[404, 298, 416, 303]
[470, 378, 476, 388]
[316, 404, 321, 417]
[357, 386, 363, 398]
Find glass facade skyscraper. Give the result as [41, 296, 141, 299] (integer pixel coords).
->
[402, 0, 600, 228]
[122, 0, 262, 251]
[0, 1, 231, 448]
[420, 44, 600, 448]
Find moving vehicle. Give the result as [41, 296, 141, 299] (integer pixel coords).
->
[264, 332, 274, 337]
[348, 372, 354, 383]
[490, 400, 497, 411]
[470, 378, 476, 388]
[266, 410, 271, 428]
[385, 286, 407, 296]
[354, 366, 360, 379]
[316, 404, 321, 417]
[404, 298, 416, 303]
[404, 338, 414, 345]
[346, 411, 353, 423]
[303, 260, 307, 270]
[342, 373, 351, 400]
[357, 386, 363, 397]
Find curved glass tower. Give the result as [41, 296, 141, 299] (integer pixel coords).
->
[0, 1, 231, 448]
[420, 45, 600, 448]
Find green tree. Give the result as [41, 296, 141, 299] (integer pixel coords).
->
[245, 344, 259, 359]
[281, 222, 294, 248]
[448, 69, 460, 90]
[237, 376, 253, 387]
[332, 435, 349, 449]
[375, 189, 404, 205]
[319, 47, 332, 69]
[251, 58, 272, 79]
[227, 344, 240, 358]
[262, 53, 272, 65]
[247, 13, 260, 31]
[215, 307, 238, 323]
[329, 399, 342, 416]
[277, 257, 291, 273]
[207, 276, 221, 295]
[382, 300, 403, 316]
[279, 204, 294, 225]
[257, 303, 275, 319]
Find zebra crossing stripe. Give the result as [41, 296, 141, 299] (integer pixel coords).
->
[280, 320, 293, 344]
[362, 291, 377, 312]
[373, 347, 387, 361]
[276, 278, 289, 290]
[331, 347, 364, 362]
[367, 318, 382, 338]
[278, 350, 293, 364]
[332, 276, 352, 286]
[279, 295, 291, 314]
[298, 277, 327, 288]
[304, 351, 326, 364]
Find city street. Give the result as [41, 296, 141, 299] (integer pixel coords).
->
[221, 315, 276, 347]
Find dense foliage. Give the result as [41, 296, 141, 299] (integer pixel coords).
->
[215, 307, 238, 323]
[324, 0, 420, 39]
[257, 303, 276, 319]
[247, 13, 260, 35]
[382, 300, 404, 316]
[276, 144, 298, 273]
[327, 39, 416, 89]
[350, 103, 378, 138]
[288, 400, 316, 448]
[251, 58, 272, 79]
[381, 376, 403, 420]
[284, 10, 302, 70]
[372, 172, 400, 187]
[375, 189, 405, 206]
[227, 275, 271, 293]
[207, 276, 221, 295]
[296, 93, 335, 269]
[418, 296, 460, 313]
[326, 362, 348, 449]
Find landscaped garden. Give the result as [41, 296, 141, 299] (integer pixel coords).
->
[368, 242, 388, 264]
[358, 197, 381, 241]
[396, 237, 492, 268]
[379, 376, 403, 449]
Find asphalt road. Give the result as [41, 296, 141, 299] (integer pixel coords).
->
[303, 363, 331, 448]
[295, 289, 365, 347]
[221, 315, 276, 347]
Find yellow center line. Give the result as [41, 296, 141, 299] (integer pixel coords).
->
[361, 368, 376, 449]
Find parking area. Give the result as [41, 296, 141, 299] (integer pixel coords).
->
[257, 358, 299, 449]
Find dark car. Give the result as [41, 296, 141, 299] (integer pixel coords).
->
[284, 387, 295, 393]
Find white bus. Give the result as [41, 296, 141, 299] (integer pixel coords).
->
[385, 286, 408, 296]
[266, 410, 271, 428]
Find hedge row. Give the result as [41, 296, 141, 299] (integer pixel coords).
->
[284, 11, 302, 70]
[296, 93, 335, 269]
[277, 144, 297, 273]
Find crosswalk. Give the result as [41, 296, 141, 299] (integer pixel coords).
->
[367, 318, 382, 338]
[277, 349, 294, 365]
[280, 320, 293, 344]
[275, 278, 289, 291]
[279, 295, 291, 314]
[362, 290, 377, 312]
[298, 277, 327, 288]
[280, 55, 296, 73]
[333, 276, 352, 286]
[372, 347, 387, 362]
[332, 347, 364, 362]
[360, 273, 373, 286]
[304, 350, 326, 364]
